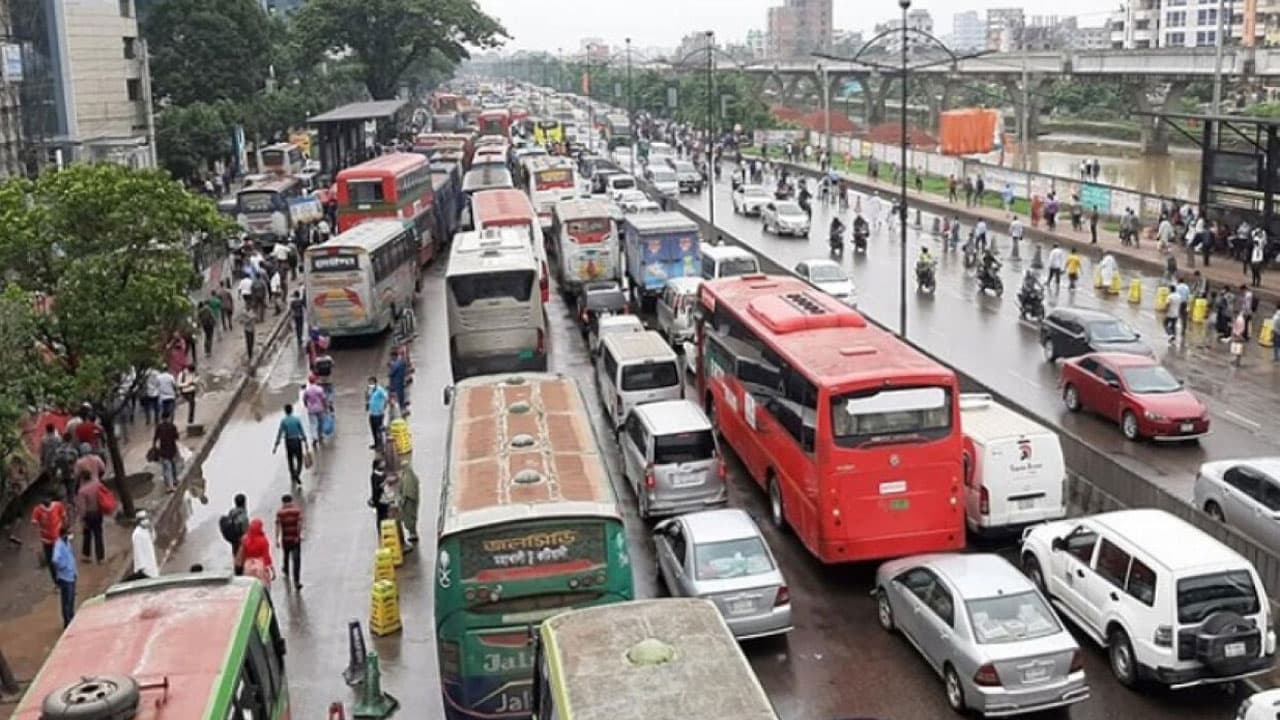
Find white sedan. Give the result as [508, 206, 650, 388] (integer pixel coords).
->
[732, 185, 771, 216]
[761, 201, 810, 237]
[794, 259, 856, 305]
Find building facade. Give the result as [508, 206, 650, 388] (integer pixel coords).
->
[986, 7, 1025, 51]
[1108, 0, 1280, 49]
[766, 0, 832, 59]
[952, 10, 985, 52]
[746, 28, 765, 59]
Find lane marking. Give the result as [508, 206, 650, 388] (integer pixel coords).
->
[1224, 410, 1262, 431]
[1007, 369, 1047, 390]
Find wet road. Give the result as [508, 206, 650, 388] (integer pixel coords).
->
[159, 260, 1246, 719]
[677, 180, 1280, 503]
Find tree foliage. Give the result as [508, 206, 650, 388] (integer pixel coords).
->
[156, 101, 233, 181]
[0, 165, 235, 514]
[143, 0, 273, 106]
[293, 0, 507, 100]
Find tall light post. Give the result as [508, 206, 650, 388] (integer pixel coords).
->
[898, 0, 911, 339]
[627, 38, 636, 178]
[706, 30, 716, 231]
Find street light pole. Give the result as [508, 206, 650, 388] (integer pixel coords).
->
[820, 63, 831, 168]
[627, 38, 636, 178]
[899, 0, 910, 339]
[706, 30, 716, 231]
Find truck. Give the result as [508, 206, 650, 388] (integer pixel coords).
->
[605, 113, 632, 150]
[622, 212, 701, 309]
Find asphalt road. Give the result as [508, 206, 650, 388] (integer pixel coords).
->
[676, 178, 1280, 504]
[155, 259, 1248, 719]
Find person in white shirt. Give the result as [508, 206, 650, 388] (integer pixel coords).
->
[317, 219, 331, 242]
[974, 220, 989, 251]
[130, 510, 159, 580]
[237, 275, 254, 305]
[1046, 243, 1067, 292]
[154, 369, 177, 420]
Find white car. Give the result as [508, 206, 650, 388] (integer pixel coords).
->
[646, 167, 679, 198]
[761, 201, 810, 237]
[732, 185, 771, 216]
[590, 313, 645, 356]
[794, 259, 855, 305]
[1238, 689, 1280, 719]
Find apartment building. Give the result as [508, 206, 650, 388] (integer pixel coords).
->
[766, 0, 832, 59]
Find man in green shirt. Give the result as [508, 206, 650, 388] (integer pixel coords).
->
[272, 403, 309, 485]
[207, 293, 224, 337]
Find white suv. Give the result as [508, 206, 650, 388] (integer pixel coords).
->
[1020, 508, 1275, 689]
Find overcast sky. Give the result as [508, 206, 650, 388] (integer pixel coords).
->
[478, 0, 1119, 53]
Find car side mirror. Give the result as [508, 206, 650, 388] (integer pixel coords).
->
[442, 386, 454, 406]
[1051, 536, 1067, 552]
[654, 518, 674, 535]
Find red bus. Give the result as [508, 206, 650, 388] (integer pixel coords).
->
[471, 188, 549, 303]
[478, 108, 512, 139]
[695, 275, 964, 564]
[335, 152, 438, 268]
[434, 93, 462, 115]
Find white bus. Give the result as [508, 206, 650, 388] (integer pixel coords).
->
[525, 157, 580, 230]
[304, 219, 417, 337]
[533, 598, 779, 720]
[445, 229, 547, 379]
[550, 198, 618, 293]
[260, 142, 306, 176]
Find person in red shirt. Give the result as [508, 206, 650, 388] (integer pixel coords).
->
[72, 410, 100, 450]
[274, 494, 303, 591]
[236, 518, 274, 587]
[72, 444, 106, 483]
[75, 469, 107, 563]
[30, 495, 66, 584]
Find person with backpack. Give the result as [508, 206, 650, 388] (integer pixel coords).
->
[53, 432, 79, 510]
[76, 468, 114, 563]
[219, 494, 250, 574]
[196, 301, 216, 357]
[152, 411, 182, 492]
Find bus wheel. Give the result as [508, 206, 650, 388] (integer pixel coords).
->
[768, 474, 788, 532]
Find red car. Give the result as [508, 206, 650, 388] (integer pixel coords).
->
[1059, 352, 1209, 441]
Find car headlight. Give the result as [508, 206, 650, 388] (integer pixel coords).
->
[1144, 410, 1167, 421]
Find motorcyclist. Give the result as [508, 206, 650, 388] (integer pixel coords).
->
[980, 248, 1001, 284]
[852, 213, 869, 238]
[1019, 269, 1042, 299]
[829, 216, 845, 242]
[915, 248, 936, 287]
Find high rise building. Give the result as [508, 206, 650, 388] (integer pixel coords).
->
[986, 7, 1025, 51]
[766, 0, 832, 59]
[875, 9, 933, 54]
[675, 31, 714, 62]
[1108, 0, 1280, 48]
[952, 10, 985, 51]
[746, 29, 766, 59]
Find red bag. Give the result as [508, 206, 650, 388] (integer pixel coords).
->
[97, 483, 118, 516]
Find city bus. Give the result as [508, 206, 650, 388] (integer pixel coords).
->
[12, 574, 288, 720]
[260, 141, 305, 176]
[436, 373, 634, 719]
[696, 274, 965, 563]
[304, 219, 417, 336]
[533, 120, 564, 148]
[532, 599, 778, 720]
[525, 157, 580, 230]
[472, 188, 550, 303]
[334, 152, 438, 267]
[549, 198, 618, 293]
[478, 108, 512, 139]
[236, 175, 303, 245]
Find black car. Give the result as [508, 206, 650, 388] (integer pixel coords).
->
[575, 281, 629, 339]
[1040, 307, 1154, 362]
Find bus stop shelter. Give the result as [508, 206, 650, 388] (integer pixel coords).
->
[308, 99, 408, 178]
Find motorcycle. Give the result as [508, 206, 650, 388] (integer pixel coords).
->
[962, 243, 978, 269]
[916, 262, 936, 293]
[852, 223, 869, 254]
[829, 223, 845, 257]
[977, 264, 1003, 297]
[1018, 283, 1046, 322]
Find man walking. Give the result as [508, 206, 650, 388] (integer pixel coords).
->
[129, 510, 159, 580]
[217, 281, 235, 333]
[275, 493, 303, 590]
[1163, 283, 1184, 345]
[388, 350, 408, 413]
[400, 461, 421, 549]
[366, 376, 389, 449]
[197, 301, 216, 357]
[302, 375, 328, 448]
[154, 367, 177, 422]
[272, 403, 309, 486]
[51, 525, 77, 628]
[1008, 215, 1025, 260]
[241, 305, 257, 363]
[152, 411, 182, 493]
[1046, 243, 1066, 292]
[1089, 206, 1099, 244]
[31, 494, 66, 583]
[76, 469, 107, 563]
[221, 494, 249, 573]
[289, 291, 306, 345]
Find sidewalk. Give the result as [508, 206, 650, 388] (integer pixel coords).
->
[0, 304, 290, 701]
[757, 153, 1280, 311]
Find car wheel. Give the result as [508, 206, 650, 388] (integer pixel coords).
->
[1063, 384, 1081, 412]
[1205, 501, 1226, 523]
[1042, 337, 1057, 363]
[1109, 628, 1139, 688]
[768, 474, 788, 531]
[943, 664, 967, 714]
[1121, 410, 1140, 441]
[875, 588, 895, 632]
[1022, 554, 1048, 596]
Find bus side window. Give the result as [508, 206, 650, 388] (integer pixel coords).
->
[534, 643, 561, 720]
[247, 619, 283, 707]
[229, 659, 269, 720]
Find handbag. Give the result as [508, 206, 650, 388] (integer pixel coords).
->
[1230, 341, 1244, 356]
[303, 450, 314, 469]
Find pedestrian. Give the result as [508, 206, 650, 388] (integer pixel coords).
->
[128, 510, 159, 581]
[1099, 253, 1119, 291]
[75, 469, 107, 563]
[51, 525, 77, 628]
[241, 305, 257, 363]
[388, 350, 408, 413]
[366, 376, 389, 450]
[236, 518, 275, 587]
[399, 461, 421, 548]
[31, 494, 67, 584]
[1046, 243, 1066, 292]
[1089, 206, 1099, 244]
[217, 281, 235, 332]
[974, 219, 989, 252]
[39, 423, 62, 484]
[302, 375, 328, 448]
[53, 432, 79, 507]
[269, 267, 284, 315]
[1065, 247, 1083, 290]
[289, 291, 306, 345]
[275, 493, 303, 591]
[272, 239, 292, 281]
[974, 175, 985, 206]
[272, 403, 309, 486]
[369, 456, 390, 536]
[1251, 236, 1266, 287]
[152, 411, 182, 492]
[1240, 284, 1257, 341]
[73, 442, 106, 483]
[72, 407, 101, 451]
[154, 367, 177, 421]
[1214, 290, 1233, 340]
[1163, 284, 1183, 344]
[1009, 216, 1025, 259]
[947, 174, 958, 203]
[1002, 183, 1014, 212]
[1230, 311, 1247, 366]
[1176, 275, 1192, 331]
[220, 494, 250, 573]
[166, 332, 188, 376]
[1157, 214, 1174, 253]
[963, 176, 974, 207]
[178, 364, 198, 425]
[197, 301, 216, 357]
[1272, 306, 1280, 362]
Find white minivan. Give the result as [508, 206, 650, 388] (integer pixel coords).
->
[700, 244, 761, 281]
[959, 394, 1066, 536]
[595, 330, 682, 430]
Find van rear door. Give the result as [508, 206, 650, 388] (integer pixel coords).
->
[980, 432, 1066, 531]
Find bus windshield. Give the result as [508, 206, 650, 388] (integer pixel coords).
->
[830, 386, 953, 447]
[238, 191, 279, 213]
[448, 270, 534, 307]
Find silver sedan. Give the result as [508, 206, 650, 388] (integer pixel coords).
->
[1194, 457, 1280, 554]
[875, 553, 1089, 717]
[760, 201, 810, 236]
[653, 508, 792, 641]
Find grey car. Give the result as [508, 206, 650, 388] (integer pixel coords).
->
[1194, 458, 1280, 553]
[653, 508, 792, 640]
[875, 553, 1089, 717]
[761, 201, 810, 236]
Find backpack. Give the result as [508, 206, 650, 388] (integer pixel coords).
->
[97, 483, 118, 515]
[219, 511, 239, 543]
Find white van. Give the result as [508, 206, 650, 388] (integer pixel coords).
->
[595, 330, 682, 430]
[959, 393, 1066, 536]
[445, 229, 547, 380]
[700, 244, 761, 280]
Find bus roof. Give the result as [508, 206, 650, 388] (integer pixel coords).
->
[462, 166, 514, 193]
[13, 574, 263, 720]
[238, 175, 300, 194]
[541, 599, 778, 720]
[554, 198, 612, 222]
[479, 108, 511, 119]
[448, 229, 538, 275]
[310, 219, 407, 252]
[622, 212, 698, 234]
[473, 188, 536, 225]
[703, 274, 954, 389]
[335, 152, 428, 179]
[440, 373, 620, 537]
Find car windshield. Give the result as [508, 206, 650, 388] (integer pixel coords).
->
[718, 257, 759, 277]
[621, 361, 680, 391]
[1177, 570, 1260, 623]
[776, 202, 803, 215]
[1121, 366, 1182, 394]
[809, 264, 847, 282]
[967, 591, 1062, 644]
[1087, 320, 1137, 343]
[673, 162, 696, 173]
[694, 537, 774, 581]
[651, 169, 676, 182]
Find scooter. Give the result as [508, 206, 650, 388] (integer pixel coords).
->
[962, 241, 978, 269]
[852, 225, 869, 254]
[916, 262, 936, 293]
[1018, 283, 1046, 321]
[829, 224, 845, 257]
[977, 265, 1004, 297]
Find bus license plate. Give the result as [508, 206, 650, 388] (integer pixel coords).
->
[889, 498, 910, 511]
[729, 600, 754, 616]
[1180, 422, 1195, 433]
[1225, 642, 1246, 658]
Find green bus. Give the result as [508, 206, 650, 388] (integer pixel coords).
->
[13, 574, 288, 720]
[436, 372, 634, 720]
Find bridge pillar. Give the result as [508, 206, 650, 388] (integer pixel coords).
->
[1000, 76, 1054, 142]
[781, 75, 803, 106]
[921, 77, 956, 132]
[1135, 80, 1189, 155]
[865, 76, 895, 127]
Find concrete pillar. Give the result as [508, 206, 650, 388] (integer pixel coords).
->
[1135, 80, 1189, 155]
[922, 77, 956, 132]
[1000, 76, 1053, 141]
[866, 76, 894, 127]
[781, 75, 803, 106]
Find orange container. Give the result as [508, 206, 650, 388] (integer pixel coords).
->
[939, 109, 999, 155]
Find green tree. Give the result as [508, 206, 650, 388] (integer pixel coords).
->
[143, 0, 273, 105]
[0, 164, 235, 517]
[156, 101, 233, 182]
[293, 0, 507, 100]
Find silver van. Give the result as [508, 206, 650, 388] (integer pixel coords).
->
[620, 400, 726, 518]
[595, 330, 682, 430]
[656, 277, 703, 345]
